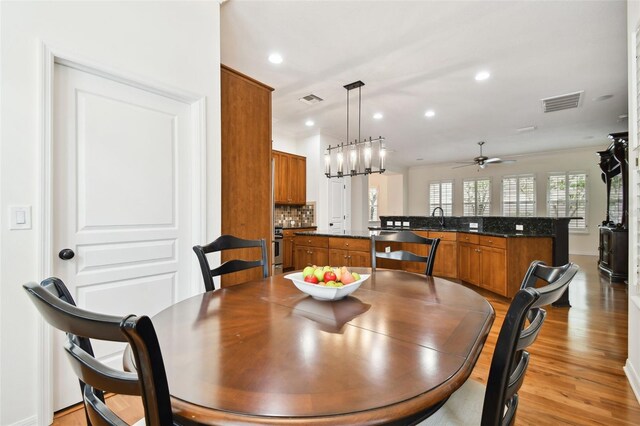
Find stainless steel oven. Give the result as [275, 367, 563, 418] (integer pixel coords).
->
[273, 226, 283, 275]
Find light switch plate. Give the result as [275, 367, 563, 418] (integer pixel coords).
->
[515, 224, 524, 231]
[385, 246, 391, 253]
[469, 222, 478, 229]
[10, 206, 31, 230]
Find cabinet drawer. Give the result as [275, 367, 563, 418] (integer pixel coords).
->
[294, 235, 328, 248]
[428, 231, 457, 241]
[329, 237, 370, 252]
[479, 235, 507, 249]
[458, 233, 479, 244]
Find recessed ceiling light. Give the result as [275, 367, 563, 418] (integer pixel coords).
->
[593, 94, 614, 102]
[373, 113, 383, 120]
[305, 120, 314, 127]
[475, 71, 491, 81]
[424, 110, 435, 118]
[416, 158, 424, 161]
[516, 125, 537, 133]
[268, 53, 283, 64]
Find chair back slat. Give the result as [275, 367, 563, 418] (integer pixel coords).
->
[84, 387, 130, 426]
[211, 259, 266, 278]
[481, 261, 579, 426]
[504, 351, 530, 402]
[64, 337, 141, 396]
[194, 235, 269, 291]
[370, 231, 440, 276]
[516, 309, 546, 351]
[24, 282, 128, 342]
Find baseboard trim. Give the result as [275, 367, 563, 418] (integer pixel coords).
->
[8, 415, 37, 426]
[624, 359, 640, 404]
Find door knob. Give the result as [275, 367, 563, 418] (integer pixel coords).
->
[59, 249, 75, 260]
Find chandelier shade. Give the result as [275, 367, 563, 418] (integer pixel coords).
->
[324, 81, 386, 178]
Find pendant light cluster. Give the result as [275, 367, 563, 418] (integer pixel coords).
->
[324, 81, 386, 178]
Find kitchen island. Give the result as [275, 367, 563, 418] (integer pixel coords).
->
[294, 215, 572, 304]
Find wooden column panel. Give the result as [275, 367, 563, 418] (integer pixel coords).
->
[221, 65, 273, 287]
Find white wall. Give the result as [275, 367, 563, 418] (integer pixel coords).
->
[407, 145, 608, 256]
[272, 128, 299, 154]
[626, 0, 640, 405]
[0, 2, 221, 424]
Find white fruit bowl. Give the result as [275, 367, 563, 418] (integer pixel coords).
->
[284, 272, 370, 301]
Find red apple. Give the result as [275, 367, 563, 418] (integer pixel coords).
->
[304, 275, 319, 284]
[324, 271, 337, 282]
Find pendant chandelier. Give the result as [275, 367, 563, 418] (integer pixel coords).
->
[324, 80, 386, 178]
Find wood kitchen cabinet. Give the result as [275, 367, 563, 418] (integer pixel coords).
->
[294, 235, 328, 269]
[274, 150, 306, 205]
[328, 238, 371, 267]
[457, 233, 551, 297]
[221, 65, 273, 287]
[428, 231, 458, 279]
[284, 228, 316, 270]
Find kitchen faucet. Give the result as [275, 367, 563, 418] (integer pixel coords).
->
[431, 207, 445, 228]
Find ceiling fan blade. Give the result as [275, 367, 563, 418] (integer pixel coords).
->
[500, 159, 517, 164]
[484, 157, 502, 164]
[452, 163, 477, 169]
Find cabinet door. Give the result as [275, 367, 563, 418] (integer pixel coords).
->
[294, 246, 309, 270]
[480, 246, 507, 296]
[273, 152, 289, 204]
[310, 248, 329, 268]
[283, 237, 294, 269]
[458, 243, 480, 285]
[349, 250, 371, 267]
[432, 240, 458, 278]
[290, 155, 306, 204]
[330, 249, 350, 267]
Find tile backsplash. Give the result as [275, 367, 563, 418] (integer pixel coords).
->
[275, 203, 315, 227]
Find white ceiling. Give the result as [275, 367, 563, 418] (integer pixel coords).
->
[220, 0, 628, 171]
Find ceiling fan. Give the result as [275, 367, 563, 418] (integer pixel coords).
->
[453, 141, 516, 169]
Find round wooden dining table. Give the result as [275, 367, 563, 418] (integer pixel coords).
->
[152, 269, 495, 425]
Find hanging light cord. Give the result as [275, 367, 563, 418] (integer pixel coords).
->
[358, 86, 362, 143]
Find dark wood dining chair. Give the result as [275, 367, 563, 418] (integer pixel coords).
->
[193, 235, 269, 292]
[418, 261, 579, 426]
[23, 278, 175, 426]
[370, 231, 440, 276]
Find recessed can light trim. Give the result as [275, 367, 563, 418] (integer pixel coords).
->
[424, 110, 435, 118]
[475, 71, 491, 81]
[305, 120, 315, 127]
[373, 112, 383, 120]
[268, 53, 283, 64]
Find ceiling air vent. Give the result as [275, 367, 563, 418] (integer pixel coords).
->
[299, 94, 324, 105]
[541, 91, 583, 113]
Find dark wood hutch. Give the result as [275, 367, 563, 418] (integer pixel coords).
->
[597, 132, 628, 282]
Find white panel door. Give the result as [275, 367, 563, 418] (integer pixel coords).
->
[52, 64, 193, 410]
[329, 178, 345, 234]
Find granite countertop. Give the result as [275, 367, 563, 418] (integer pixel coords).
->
[280, 225, 317, 230]
[295, 228, 554, 239]
[294, 230, 374, 239]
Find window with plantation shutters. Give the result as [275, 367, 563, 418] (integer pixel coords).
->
[429, 180, 453, 215]
[547, 172, 587, 230]
[502, 175, 535, 217]
[463, 178, 491, 216]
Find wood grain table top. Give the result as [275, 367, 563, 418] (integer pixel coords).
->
[152, 269, 495, 425]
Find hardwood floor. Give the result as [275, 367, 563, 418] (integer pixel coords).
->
[53, 255, 640, 425]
